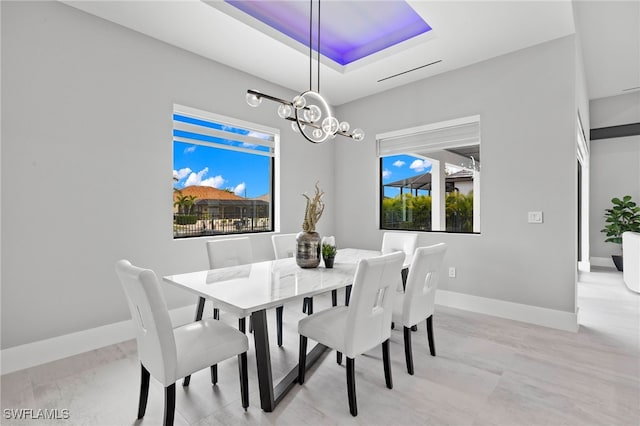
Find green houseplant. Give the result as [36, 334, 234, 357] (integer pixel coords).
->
[601, 195, 640, 271]
[322, 242, 337, 268]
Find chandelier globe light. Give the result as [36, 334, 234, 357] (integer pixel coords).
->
[245, 0, 364, 144]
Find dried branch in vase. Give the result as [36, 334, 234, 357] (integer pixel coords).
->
[302, 182, 325, 232]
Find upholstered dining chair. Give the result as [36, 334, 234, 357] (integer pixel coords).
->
[297, 251, 405, 416]
[381, 231, 418, 258]
[206, 237, 284, 346]
[392, 243, 447, 375]
[271, 233, 315, 316]
[115, 260, 249, 426]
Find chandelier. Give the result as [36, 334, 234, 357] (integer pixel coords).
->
[245, 0, 364, 144]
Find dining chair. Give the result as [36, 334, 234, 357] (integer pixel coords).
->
[381, 231, 418, 257]
[297, 251, 405, 416]
[115, 260, 249, 426]
[391, 243, 447, 375]
[381, 231, 419, 322]
[271, 233, 315, 315]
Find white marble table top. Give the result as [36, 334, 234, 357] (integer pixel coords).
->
[163, 248, 398, 317]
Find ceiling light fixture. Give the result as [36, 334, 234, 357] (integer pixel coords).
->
[245, 0, 364, 144]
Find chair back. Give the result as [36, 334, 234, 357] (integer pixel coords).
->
[344, 251, 405, 357]
[381, 232, 418, 257]
[115, 260, 177, 385]
[271, 233, 297, 260]
[402, 243, 447, 327]
[207, 237, 253, 269]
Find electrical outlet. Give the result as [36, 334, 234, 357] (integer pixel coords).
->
[448, 267, 456, 278]
[528, 211, 543, 224]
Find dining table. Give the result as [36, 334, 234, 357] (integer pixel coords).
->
[163, 248, 409, 412]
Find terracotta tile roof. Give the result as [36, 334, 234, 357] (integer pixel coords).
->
[174, 185, 244, 201]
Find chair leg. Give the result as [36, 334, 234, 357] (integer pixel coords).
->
[238, 352, 249, 411]
[213, 307, 219, 320]
[345, 285, 352, 306]
[346, 357, 357, 416]
[426, 315, 436, 356]
[298, 335, 308, 384]
[137, 364, 150, 419]
[337, 351, 342, 365]
[302, 298, 308, 314]
[306, 297, 314, 315]
[211, 365, 218, 385]
[239, 317, 246, 333]
[382, 339, 393, 388]
[276, 306, 283, 347]
[184, 296, 206, 385]
[403, 326, 414, 375]
[163, 383, 176, 426]
[331, 289, 338, 307]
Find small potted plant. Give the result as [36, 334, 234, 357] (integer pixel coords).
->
[601, 195, 640, 271]
[322, 236, 337, 268]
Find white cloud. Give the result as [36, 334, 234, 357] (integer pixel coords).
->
[409, 159, 431, 173]
[392, 160, 405, 167]
[233, 182, 246, 196]
[184, 145, 196, 154]
[173, 167, 192, 181]
[184, 167, 225, 188]
[382, 169, 392, 179]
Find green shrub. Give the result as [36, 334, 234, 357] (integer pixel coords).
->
[175, 215, 198, 225]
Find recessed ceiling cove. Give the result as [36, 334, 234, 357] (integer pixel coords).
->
[223, 0, 431, 66]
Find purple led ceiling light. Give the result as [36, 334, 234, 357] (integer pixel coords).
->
[227, 0, 431, 66]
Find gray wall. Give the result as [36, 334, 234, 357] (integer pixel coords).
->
[589, 92, 640, 261]
[334, 36, 579, 313]
[1, 1, 336, 349]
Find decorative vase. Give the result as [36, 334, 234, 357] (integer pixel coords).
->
[296, 231, 321, 268]
[323, 256, 335, 269]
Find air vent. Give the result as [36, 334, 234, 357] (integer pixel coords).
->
[377, 60, 442, 83]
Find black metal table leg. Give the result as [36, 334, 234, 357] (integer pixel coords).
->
[251, 307, 329, 412]
[251, 309, 275, 411]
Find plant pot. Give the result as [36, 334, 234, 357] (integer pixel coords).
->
[296, 231, 321, 268]
[323, 256, 335, 269]
[612, 255, 623, 271]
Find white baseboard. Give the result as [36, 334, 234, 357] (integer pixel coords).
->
[436, 290, 579, 332]
[590, 256, 615, 268]
[1, 304, 196, 376]
[2, 291, 581, 375]
[578, 260, 591, 272]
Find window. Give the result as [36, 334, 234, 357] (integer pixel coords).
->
[378, 115, 480, 233]
[172, 105, 278, 239]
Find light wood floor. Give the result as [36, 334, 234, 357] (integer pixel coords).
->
[2, 267, 639, 425]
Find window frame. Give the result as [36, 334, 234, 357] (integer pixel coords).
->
[377, 115, 481, 234]
[172, 104, 280, 239]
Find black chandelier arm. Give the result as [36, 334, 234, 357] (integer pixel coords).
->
[247, 89, 293, 106]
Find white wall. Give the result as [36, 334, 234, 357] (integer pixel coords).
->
[589, 92, 640, 262]
[335, 36, 578, 313]
[1, 1, 336, 349]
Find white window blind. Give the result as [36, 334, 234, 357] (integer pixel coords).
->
[377, 115, 480, 157]
[174, 104, 277, 157]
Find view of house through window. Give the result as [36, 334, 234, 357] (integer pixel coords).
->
[172, 105, 277, 239]
[378, 116, 481, 233]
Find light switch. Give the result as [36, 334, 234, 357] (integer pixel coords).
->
[528, 211, 543, 224]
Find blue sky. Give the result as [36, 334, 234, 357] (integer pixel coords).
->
[173, 142, 271, 198]
[173, 113, 272, 198]
[381, 154, 432, 197]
